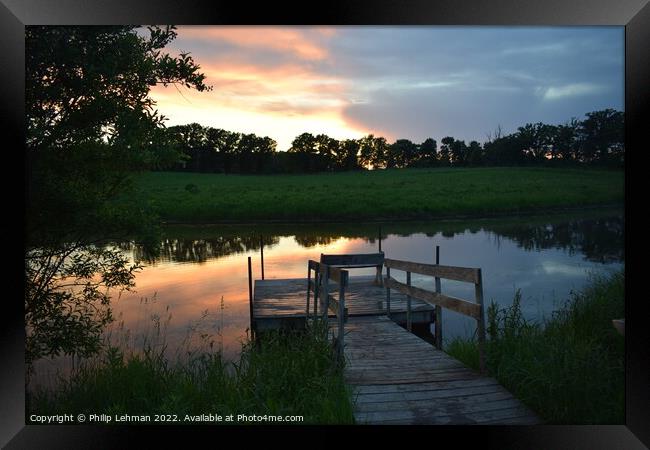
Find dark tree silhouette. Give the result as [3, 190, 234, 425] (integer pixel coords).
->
[288, 132, 319, 172]
[338, 139, 362, 170]
[389, 139, 418, 168]
[577, 109, 624, 165]
[552, 119, 580, 162]
[315, 133, 340, 171]
[450, 139, 469, 166]
[466, 141, 484, 166]
[517, 123, 556, 162]
[439, 137, 454, 166]
[26, 25, 211, 367]
[419, 138, 438, 167]
[358, 134, 378, 169]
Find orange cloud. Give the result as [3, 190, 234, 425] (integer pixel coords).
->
[145, 26, 378, 149]
[201, 62, 344, 99]
[151, 60, 347, 116]
[178, 26, 330, 61]
[313, 27, 337, 37]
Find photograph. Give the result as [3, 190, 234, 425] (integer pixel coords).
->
[5, 0, 647, 446]
[23, 24, 625, 426]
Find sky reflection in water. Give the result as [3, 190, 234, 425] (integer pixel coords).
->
[112, 210, 624, 362]
[30, 210, 623, 389]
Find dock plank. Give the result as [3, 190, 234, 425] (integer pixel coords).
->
[253, 276, 435, 322]
[340, 316, 540, 425]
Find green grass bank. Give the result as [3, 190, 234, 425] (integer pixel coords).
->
[28, 321, 355, 425]
[447, 270, 625, 424]
[129, 167, 624, 223]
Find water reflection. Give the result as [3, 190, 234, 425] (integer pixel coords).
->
[123, 210, 624, 266]
[490, 216, 624, 263]
[32, 209, 624, 389]
[113, 209, 623, 352]
[120, 235, 280, 264]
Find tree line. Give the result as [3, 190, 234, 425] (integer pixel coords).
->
[165, 108, 624, 174]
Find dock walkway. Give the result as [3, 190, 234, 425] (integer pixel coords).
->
[343, 315, 539, 424]
[250, 255, 540, 425]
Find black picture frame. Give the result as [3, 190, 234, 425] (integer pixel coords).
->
[5, 0, 647, 447]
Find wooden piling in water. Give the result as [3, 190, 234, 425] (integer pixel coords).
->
[248, 256, 254, 334]
[378, 225, 382, 252]
[406, 270, 412, 332]
[385, 266, 391, 317]
[260, 235, 265, 280]
[475, 268, 486, 374]
[434, 245, 442, 350]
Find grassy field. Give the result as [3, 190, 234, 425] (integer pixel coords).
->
[447, 270, 625, 424]
[28, 321, 356, 425]
[128, 167, 624, 223]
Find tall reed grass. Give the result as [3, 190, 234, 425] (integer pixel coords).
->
[447, 270, 625, 423]
[28, 301, 355, 424]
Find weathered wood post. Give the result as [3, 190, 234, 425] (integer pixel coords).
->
[434, 245, 442, 350]
[321, 265, 330, 321]
[260, 234, 265, 280]
[475, 268, 487, 374]
[306, 263, 312, 318]
[378, 225, 382, 252]
[406, 270, 412, 332]
[385, 266, 391, 317]
[314, 270, 319, 318]
[338, 270, 348, 360]
[248, 256, 254, 336]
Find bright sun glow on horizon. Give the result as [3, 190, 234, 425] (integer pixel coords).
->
[150, 86, 369, 151]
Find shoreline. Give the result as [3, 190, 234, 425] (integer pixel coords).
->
[159, 202, 624, 227]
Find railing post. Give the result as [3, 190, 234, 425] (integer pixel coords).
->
[338, 270, 347, 360]
[385, 266, 391, 317]
[248, 256, 254, 336]
[406, 271, 412, 332]
[378, 225, 382, 252]
[314, 270, 319, 318]
[475, 268, 487, 374]
[321, 265, 330, 321]
[260, 235, 265, 280]
[434, 245, 442, 350]
[306, 264, 312, 318]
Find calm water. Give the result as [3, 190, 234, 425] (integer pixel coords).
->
[32, 208, 624, 387]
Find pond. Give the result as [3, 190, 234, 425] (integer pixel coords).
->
[31, 208, 624, 388]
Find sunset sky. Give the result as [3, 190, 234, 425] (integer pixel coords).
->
[150, 26, 624, 151]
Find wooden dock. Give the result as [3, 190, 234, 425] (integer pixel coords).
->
[253, 275, 435, 331]
[343, 316, 539, 424]
[250, 254, 540, 425]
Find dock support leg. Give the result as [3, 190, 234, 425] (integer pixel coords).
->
[385, 267, 391, 318]
[260, 235, 265, 280]
[248, 256, 254, 338]
[435, 245, 442, 349]
[406, 271, 412, 332]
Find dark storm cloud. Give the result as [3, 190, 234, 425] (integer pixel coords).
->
[330, 27, 624, 142]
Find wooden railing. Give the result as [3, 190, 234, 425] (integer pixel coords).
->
[306, 260, 349, 358]
[320, 252, 384, 285]
[384, 258, 487, 374]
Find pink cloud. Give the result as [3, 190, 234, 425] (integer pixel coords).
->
[178, 26, 330, 61]
[151, 60, 349, 117]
